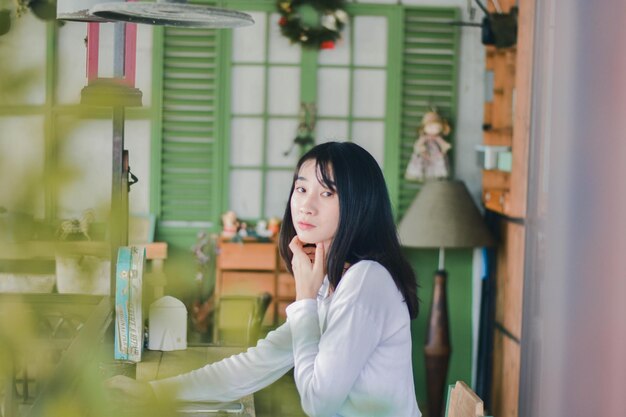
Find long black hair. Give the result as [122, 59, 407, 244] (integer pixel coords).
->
[278, 141, 419, 319]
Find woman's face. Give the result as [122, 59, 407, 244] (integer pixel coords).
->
[290, 159, 340, 246]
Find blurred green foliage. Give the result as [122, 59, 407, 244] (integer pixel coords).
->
[0, 12, 257, 417]
[0, 0, 57, 38]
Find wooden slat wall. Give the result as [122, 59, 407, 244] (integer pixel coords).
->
[509, 0, 535, 219]
[485, 1, 536, 417]
[495, 222, 525, 340]
[492, 330, 521, 417]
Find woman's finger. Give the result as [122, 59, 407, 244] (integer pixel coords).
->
[289, 235, 304, 253]
[289, 236, 311, 271]
[303, 244, 316, 263]
[313, 242, 325, 275]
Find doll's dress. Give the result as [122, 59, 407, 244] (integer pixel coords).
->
[405, 134, 451, 181]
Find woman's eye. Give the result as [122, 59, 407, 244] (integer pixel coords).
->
[321, 191, 334, 197]
[295, 186, 306, 193]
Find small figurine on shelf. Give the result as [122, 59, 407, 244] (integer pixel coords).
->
[255, 220, 271, 238]
[55, 209, 109, 295]
[268, 217, 281, 237]
[405, 110, 452, 181]
[254, 220, 275, 241]
[238, 222, 248, 238]
[56, 209, 96, 241]
[221, 210, 239, 239]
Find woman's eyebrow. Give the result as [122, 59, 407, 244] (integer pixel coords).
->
[295, 176, 307, 182]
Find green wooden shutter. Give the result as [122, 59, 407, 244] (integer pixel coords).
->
[398, 7, 460, 219]
[159, 25, 220, 226]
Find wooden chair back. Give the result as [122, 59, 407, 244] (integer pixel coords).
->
[445, 381, 485, 417]
[216, 292, 272, 346]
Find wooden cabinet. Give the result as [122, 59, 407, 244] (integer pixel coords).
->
[277, 273, 296, 322]
[215, 239, 295, 331]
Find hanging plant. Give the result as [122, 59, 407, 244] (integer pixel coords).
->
[15, 0, 57, 21]
[1, 0, 57, 37]
[27, 0, 57, 21]
[277, 0, 348, 50]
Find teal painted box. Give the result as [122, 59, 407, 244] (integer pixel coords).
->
[114, 246, 145, 362]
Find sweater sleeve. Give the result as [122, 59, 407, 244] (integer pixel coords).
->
[149, 322, 294, 401]
[286, 268, 386, 417]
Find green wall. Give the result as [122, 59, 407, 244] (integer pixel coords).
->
[406, 248, 474, 416]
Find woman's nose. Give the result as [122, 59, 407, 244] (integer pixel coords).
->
[299, 196, 315, 214]
[299, 204, 314, 214]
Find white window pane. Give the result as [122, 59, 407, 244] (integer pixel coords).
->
[231, 118, 264, 166]
[232, 11, 267, 63]
[269, 13, 301, 64]
[265, 170, 293, 219]
[318, 20, 351, 66]
[0, 116, 45, 218]
[353, 16, 388, 67]
[230, 170, 262, 219]
[97, 23, 116, 78]
[231, 66, 265, 114]
[315, 120, 349, 143]
[56, 22, 86, 104]
[136, 24, 153, 106]
[125, 120, 151, 214]
[353, 69, 386, 118]
[317, 68, 349, 117]
[267, 118, 300, 167]
[0, 14, 46, 105]
[352, 121, 385, 168]
[57, 119, 113, 221]
[268, 67, 300, 116]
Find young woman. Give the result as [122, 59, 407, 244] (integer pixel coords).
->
[108, 141, 421, 417]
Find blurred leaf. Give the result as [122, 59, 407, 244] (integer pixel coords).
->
[0, 9, 11, 36]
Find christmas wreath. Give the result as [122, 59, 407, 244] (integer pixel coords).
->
[277, 0, 348, 50]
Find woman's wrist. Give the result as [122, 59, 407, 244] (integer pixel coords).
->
[295, 285, 318, 300]
[296, 293, 316, 301]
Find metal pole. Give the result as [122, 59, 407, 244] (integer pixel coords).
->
[110, 21, 127, 299]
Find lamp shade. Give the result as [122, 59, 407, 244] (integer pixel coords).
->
[89, 1, 255, 27]
[398, 180, 494, 248]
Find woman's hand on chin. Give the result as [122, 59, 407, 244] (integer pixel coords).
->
[289, 236, 326, 300]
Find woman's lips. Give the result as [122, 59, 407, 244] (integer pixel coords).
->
[297, 221, 315, 230]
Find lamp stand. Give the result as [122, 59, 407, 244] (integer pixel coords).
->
[424, 250, 451, 417]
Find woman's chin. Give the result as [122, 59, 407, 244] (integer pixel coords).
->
[296, 233, 334, 248]
[295, 232, 320, 245]
[296, 235, 316, 245]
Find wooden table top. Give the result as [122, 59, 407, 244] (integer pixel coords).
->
[137, 345, 255, 417]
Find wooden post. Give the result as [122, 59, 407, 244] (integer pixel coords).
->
[425, 270, 451, 417]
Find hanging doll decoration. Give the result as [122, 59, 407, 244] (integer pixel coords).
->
[283, 102, 316, 157]
[405, 110, 452, 181]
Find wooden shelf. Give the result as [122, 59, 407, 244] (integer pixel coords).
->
[0, 241, 167, 261]
[482, 170, 511, 190]
[483, 128, 513, 146]
[0, 241, 110, 260]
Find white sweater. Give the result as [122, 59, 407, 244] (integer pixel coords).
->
[150, 260, 421, 417]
